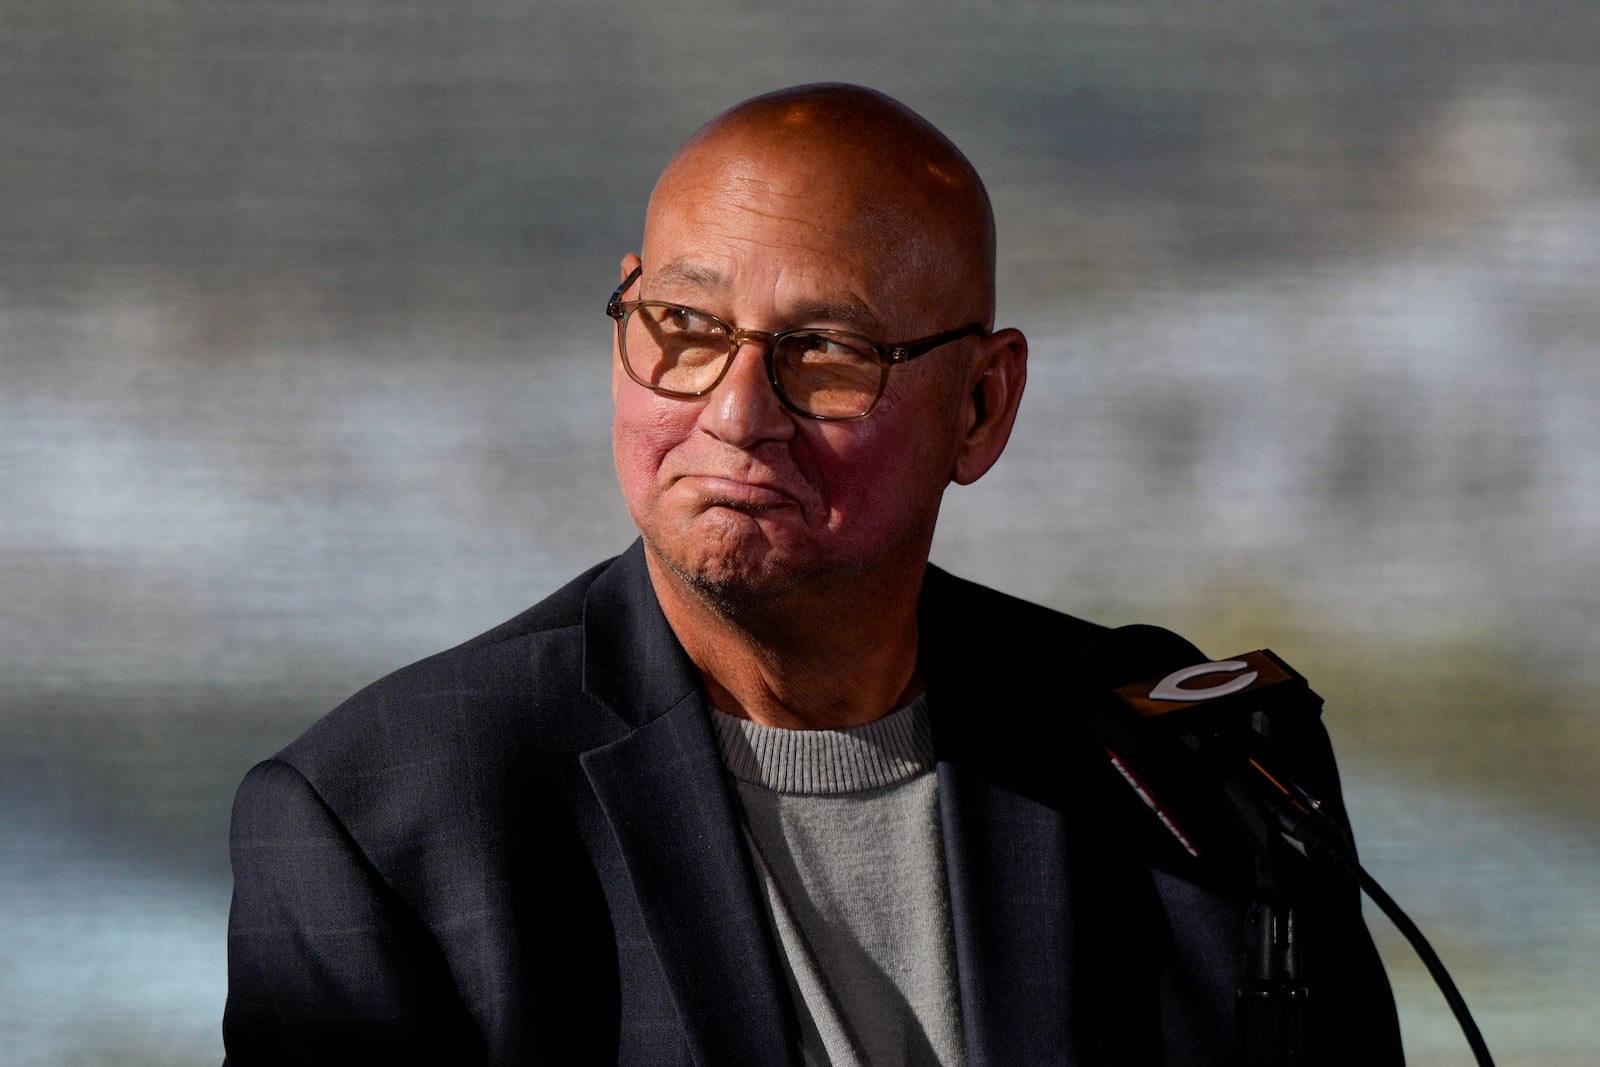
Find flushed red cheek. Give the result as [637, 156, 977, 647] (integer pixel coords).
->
[614, 442, 670, 528]
[615, 393, 692, 475]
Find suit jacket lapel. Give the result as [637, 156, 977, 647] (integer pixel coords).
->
[921, 565, 1174, 1067]
[916, 563, 1074, 1063]
[937, 757, 1079, 1065]
[935, 724, 1169, 1067]
[578, 543, 799, 1066]
[930, 634, 1083, 1066]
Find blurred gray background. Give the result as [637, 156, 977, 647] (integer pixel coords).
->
[3, 2, 1597, 1063]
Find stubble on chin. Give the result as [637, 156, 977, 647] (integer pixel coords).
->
[643, 520, 808, 619]
[643, 534, 780, 607]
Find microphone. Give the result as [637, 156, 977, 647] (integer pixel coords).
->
[1080, 624, 1355, 866]
[1081, 626, 1500, 1067]
[1082, 626, 1347, 1066]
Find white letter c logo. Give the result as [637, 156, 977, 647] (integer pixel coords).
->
[1148, 660, 1259, 702]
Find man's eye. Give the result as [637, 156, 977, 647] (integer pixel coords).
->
[796, 336, 871, 363]
[661, 308, 716, 337]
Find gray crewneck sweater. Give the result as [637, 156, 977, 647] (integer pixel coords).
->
[710, 697, 965, 1067]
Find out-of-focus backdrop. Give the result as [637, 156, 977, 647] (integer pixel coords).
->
[3, 2, 1596, 1063]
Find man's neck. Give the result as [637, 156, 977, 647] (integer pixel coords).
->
[644, 549, 925, 731]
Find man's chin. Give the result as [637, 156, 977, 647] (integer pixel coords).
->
[645, 535, 811, 608]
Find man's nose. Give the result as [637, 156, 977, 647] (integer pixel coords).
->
[698, 335, 794, 444]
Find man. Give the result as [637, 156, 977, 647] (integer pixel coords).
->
[224, 84, 1402, 1064]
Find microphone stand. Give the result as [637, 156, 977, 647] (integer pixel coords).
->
[1236, 848, 1310, 1066]
[1222, 769, 1311, 1066]
[1222, 735, 1498, 1067]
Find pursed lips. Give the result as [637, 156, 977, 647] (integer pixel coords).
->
[673, 472, 805, 511]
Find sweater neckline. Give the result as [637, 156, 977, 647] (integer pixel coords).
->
[709, 695, 935, 796]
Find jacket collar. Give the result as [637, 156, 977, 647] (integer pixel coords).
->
[580, 539, 702, 730]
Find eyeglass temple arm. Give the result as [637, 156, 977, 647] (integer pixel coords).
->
[607, 265, 645, 315]
[886, 323, 990, 364]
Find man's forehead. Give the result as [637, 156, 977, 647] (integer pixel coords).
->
[644, 146, 927, 275]
[641, 256, 886, 334]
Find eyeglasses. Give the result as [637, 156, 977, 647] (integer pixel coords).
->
[605, 266, 987, 421]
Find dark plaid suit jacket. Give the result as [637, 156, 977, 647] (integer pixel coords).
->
[223, 540, 1402, 1065]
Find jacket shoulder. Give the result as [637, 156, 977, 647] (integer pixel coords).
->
[920, 564, 1107, 659]
[274, 554, 625, 787]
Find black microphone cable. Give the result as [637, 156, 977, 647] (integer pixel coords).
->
[1341, 850, 1496, 1067]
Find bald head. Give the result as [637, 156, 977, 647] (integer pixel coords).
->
[643, 84, 998, 329]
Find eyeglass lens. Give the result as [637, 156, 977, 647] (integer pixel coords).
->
[621, 305, 886, 419]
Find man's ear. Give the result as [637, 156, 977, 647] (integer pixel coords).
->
[951, 327, 1028, 486]
[611, 254, 643, 403]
